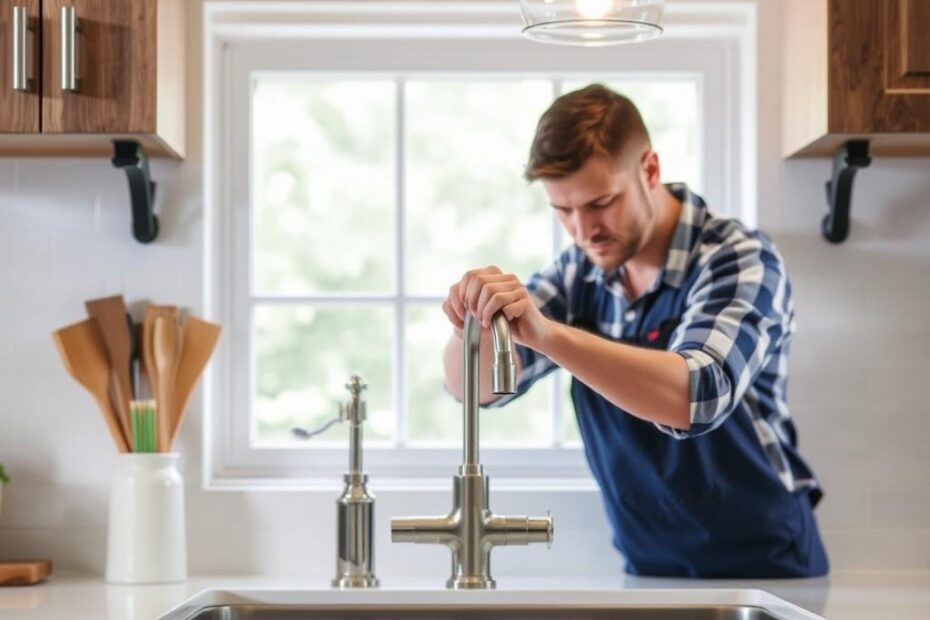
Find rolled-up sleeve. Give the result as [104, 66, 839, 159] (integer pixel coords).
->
[484, 252, 574, 408]
[660, 237, 793, 437]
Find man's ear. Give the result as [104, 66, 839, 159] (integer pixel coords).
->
[639, 149, 661, 190]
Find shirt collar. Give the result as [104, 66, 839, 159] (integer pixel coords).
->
[582, 182, 707, 290]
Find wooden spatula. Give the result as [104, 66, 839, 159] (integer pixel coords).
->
[153, 313, 182, 452]
[52, 320, 130, 453]
[169, 316, 222, 449]
[85, 295, 133, 448]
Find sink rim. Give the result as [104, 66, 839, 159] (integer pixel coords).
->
[176, 602, 792, 620]
[158, 588, 824, 620]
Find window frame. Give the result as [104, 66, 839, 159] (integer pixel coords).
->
[203, 1, 758, 491]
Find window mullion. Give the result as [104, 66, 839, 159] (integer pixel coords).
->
[549, 78, 564, 447]
[395, 78, 408, 448]
[550, 182, 564, 447]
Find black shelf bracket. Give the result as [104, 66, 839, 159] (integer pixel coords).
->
[112, 140, 159, 244]
[822, 139, 871, 244]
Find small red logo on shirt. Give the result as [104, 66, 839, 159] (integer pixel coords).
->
[647, 329, 660, 342]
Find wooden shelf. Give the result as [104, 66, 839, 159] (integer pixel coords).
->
[0, 133, 181, 158]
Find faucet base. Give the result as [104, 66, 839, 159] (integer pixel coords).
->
[447, 575, 496, 590]
[332, 575, 379, 589]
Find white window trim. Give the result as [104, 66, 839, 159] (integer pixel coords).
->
[202, 1, 758, 492]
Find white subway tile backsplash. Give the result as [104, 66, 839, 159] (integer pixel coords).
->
[0, 231, 53, 275]
[2, 192, 97, 235]
[0, 527, 106, 572]
[871, 486, 930, 528]
[813, 482, 870, 530]
[0, 160, 14, 189]
[822, 528, 930, 571]
[865, 363, 927, 414]
[0, 482, 107, 529]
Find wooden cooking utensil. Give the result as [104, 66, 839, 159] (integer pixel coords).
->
[84, 295, 133, 448]
[153, 314, 182, 452]
[142, 305, 178, 434]
[0, 560, 52, 586]
[52, 320, 130, 452]
[169, 316, 222, 449]
[134, 322, 146, 397]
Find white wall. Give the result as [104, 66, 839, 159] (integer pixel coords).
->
[1, 0, 929, 578]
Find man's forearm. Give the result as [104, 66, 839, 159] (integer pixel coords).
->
[540, 321, 692, 431]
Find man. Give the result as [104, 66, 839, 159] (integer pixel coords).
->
[441, 84, 829, 578]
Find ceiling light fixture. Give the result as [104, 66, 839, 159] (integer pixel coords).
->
[519, 0, 665, 47]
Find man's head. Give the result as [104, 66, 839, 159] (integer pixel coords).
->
[525, 84, 663, 271]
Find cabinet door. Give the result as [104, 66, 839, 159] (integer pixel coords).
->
[885, 0, 930, 93]
[0, 0, 40, 132]
[42, 0, 156, 134]
[829, 0, 930, 133]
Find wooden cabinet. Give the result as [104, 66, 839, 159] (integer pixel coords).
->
[0, 0, 184, 158]
[0, 0, 40, 133]
[783, 0, 930, 158]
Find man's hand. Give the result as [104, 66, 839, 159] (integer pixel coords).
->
[441, 266, 551, 349]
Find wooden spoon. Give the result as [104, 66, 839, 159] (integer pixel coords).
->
[52, 320, 130, 452]
[142, 305, 177, 427]
[169, 316, 222, 449]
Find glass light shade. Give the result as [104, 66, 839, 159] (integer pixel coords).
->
[520, 0, 665, 47]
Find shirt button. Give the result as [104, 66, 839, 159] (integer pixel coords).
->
[624, 309, 636, 322]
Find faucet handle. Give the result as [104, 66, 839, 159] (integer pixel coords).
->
[342, 374, 367, 423]
[345, 373, 367, 396]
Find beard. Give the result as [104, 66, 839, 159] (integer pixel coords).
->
[585, 230, 641, 270]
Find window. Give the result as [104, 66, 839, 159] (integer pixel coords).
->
[204, 2, 757, 489]
[251, 75, 700, 449]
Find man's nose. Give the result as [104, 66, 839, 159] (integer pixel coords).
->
[573, 211, 599, 242]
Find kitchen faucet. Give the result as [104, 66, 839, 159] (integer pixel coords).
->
[391, 311, 553, 589]
[293, 374, 379, 589]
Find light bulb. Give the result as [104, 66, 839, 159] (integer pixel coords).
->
[575, 0, 613, 20]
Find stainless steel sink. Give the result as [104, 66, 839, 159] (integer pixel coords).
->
[179, 604, 787, 620]
[159, 589, 820, 620]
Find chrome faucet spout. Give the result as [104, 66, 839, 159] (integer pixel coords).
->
[463, 312, 516, 470]
[391, 310, 553, 589]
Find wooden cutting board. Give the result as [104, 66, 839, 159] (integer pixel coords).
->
[0, 560, 52, 586]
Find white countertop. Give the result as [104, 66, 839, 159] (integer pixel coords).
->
[1, 570, 927, 620]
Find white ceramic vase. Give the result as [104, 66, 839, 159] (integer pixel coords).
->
[105, 453, 187, 584]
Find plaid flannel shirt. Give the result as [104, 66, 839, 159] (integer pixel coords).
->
[489, 183, 818, 497]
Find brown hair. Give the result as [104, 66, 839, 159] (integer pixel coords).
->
[524, 84, 650, 181]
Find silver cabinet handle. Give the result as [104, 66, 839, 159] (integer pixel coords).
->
[60, 5, 80, 92]
[12, 6, 30, 91]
